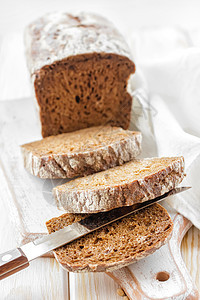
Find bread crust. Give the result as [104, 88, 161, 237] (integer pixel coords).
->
[21, 129, 141, 179]
[53, 157, 185, 213]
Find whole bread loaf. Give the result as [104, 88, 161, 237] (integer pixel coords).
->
[25, 12, 135, 137]
[46, 203, 173, 272]
[21, 126, 141, 178]
[53, 156, 185, 213]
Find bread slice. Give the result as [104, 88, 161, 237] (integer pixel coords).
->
[53, 156, 185, 213]
[46, 203, 173, 272]
[21, 126, 141, 179]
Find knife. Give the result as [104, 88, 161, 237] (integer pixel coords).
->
[0, 186, 190, 280]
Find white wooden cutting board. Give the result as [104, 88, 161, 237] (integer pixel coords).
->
[0, 98, 199, 299]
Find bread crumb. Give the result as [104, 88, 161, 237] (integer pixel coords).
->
[117, 288, 125, 296]
[123, 296, 129, 300]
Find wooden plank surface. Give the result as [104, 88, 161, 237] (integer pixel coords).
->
[182, 226, 200, 291]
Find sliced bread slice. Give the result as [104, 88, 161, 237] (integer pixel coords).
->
[46, 203, 173, 272]
[21, 126, 141, 179]
[53, 156, 185, 213]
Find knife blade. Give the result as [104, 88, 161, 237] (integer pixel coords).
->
[0, 186, 191, 280]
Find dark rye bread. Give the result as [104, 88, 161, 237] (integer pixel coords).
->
[21, 126, 141, 179]
[25, 12, 135, 137]
[53, 156, 185, 213]
[46, 203, 173, 272]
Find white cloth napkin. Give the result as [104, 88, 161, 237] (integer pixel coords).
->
[128, 27, 200, 229]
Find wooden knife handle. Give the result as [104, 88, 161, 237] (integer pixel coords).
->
[0, 248, 29, 280]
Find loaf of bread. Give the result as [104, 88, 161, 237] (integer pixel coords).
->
[46, 203, 173, 272]
[53, 156, 185, 213]
[25, 12, 135, 137]
[21, 126, 141, 178]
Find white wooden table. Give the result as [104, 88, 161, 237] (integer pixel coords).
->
[0, 1, 200, 298]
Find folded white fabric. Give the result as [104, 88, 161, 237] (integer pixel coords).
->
[151, 95, 200, 229]
[129, 27, 200, 229]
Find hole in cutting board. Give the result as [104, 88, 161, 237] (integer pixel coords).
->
[156, 271, 170, 282]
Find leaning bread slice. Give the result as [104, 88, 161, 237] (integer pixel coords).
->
[46, 203, 173, 272]
[53, 156, 185, 213]
[21, 126, 141, 179]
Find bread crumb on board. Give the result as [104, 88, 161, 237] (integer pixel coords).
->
[117, 287, 129, 299]
[117, 288, 125, 297]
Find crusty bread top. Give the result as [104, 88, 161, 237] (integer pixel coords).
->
[46, 203, 173, 272]
[55, 156, 184, 191]
[25, 12, 133, 75]
[21, 126, 141, 157]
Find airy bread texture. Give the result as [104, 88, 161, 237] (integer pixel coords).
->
[24, 12, 135, 137]
[53, 156, 185, 213]
[46, 203, 173, 272]
[21, 126, 141, 178]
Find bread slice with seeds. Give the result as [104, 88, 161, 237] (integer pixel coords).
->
[21, 126, 141, 179]
[53, 156, 184, 213]
[46, 203, 173, 272]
